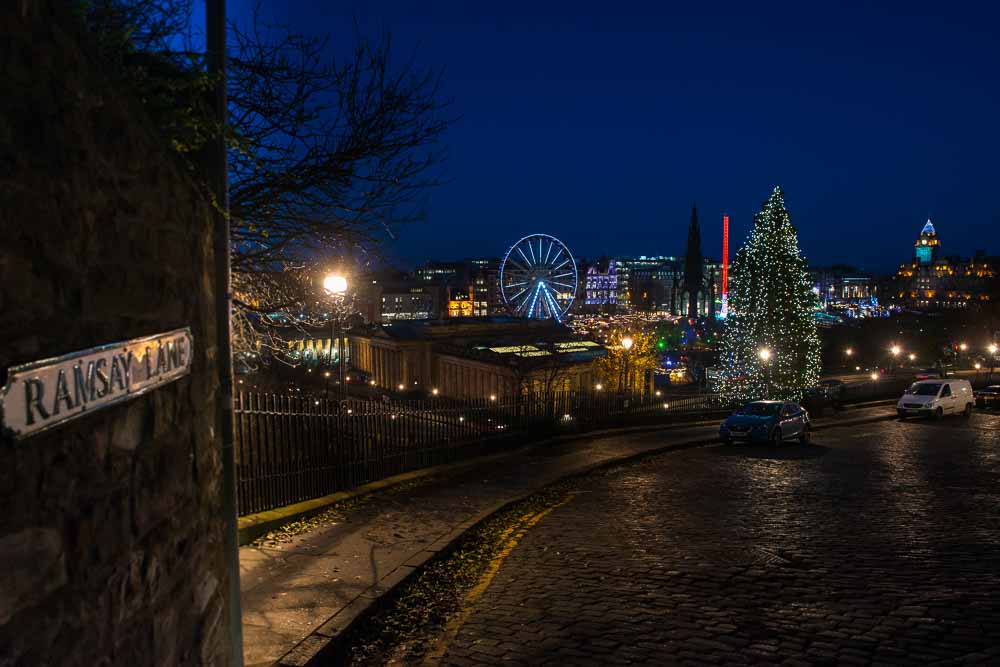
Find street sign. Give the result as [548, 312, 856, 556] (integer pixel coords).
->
[1, 328, 193, 439]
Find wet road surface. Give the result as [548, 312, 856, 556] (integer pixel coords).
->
[433, 414, 1000, 665]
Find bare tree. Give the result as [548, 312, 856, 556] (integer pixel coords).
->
[226, 11, 450, 362]
[85, 1, 451, 364]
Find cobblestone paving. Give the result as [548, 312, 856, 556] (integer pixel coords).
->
[437, 415, 1000, 665]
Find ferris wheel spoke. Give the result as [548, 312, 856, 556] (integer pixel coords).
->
[542, 240, 553, 265]
[551, 258, 570, 272]
[516, 246, 532, 267]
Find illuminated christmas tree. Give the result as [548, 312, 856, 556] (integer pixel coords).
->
[719, 186, 821, 403]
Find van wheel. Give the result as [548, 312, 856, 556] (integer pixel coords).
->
[934, 407, 944, 420]
[963, 403, 973, 418]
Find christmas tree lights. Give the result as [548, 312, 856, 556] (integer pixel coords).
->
[719, 186, 821, 403]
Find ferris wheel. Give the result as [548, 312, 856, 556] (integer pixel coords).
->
[500, 234, 578, 321]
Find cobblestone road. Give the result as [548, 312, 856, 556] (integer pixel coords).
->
[434, 414, 1000, 665]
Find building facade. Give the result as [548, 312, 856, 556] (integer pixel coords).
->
[349, 318, 605, 399]
[892, 220, 996, 310]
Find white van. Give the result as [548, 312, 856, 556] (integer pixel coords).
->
[897, 379, 974, 419]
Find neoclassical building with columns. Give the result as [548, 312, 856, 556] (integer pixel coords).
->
[348, 317, 606, 399]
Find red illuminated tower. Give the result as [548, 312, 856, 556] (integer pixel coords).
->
[721, 214, 730, 317]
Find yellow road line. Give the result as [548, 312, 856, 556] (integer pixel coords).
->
[421, 495, 575, 665]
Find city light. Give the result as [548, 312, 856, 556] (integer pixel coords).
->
[990, 344, 998, 355]
[490, 394, 497, 401]
[758, 348, 771, 362]
[845, 348, 853, 356]
[959, 342, 968, 351]
[908, 353, 916, 361]
[370, 380, 376, 386]
[432, 388, 439, 396]
[397, 384, 405, 390]
[323, 273, 348, 295]
[324, 371, 331, 378]
[655, 390, 662, 397]
[870, 372, 879, 381]
[974, 362, 982, 370]
[890, 345, 900, 356]
[621, 336, 634, 350]
[595, 383, 603, 391]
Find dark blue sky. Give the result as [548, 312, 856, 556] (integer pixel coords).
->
[233, 1, 999, 272]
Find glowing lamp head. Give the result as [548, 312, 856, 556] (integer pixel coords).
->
[489, 394, 497, 401]
[432, 388, 439, 396]
[870, 372, 879, 381]
[397, 384, 404, 391]
[323, 273, 348, 295]
[845, 348, 853, 356]
[758, 348, 771, 362]
[595, 383, 603, 391]
[621, 336, 634, 351]
[959, 343, 968, 351]
[974, 362, 982, 370]
[989, 344, 997, 354]
[908, 353, 916, 361]
[890, 345, 901, 356]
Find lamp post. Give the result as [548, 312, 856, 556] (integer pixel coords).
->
[988, 344, 998, 383]
[621, 336, 634, 394]
[958, 342, 968, 369]
[323, 273, 348, 401]
[759, 347, 772, 399]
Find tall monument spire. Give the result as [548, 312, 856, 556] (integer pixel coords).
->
[684, 204, 704, 319]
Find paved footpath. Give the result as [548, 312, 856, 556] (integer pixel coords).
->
[240, 405, 892, 666]
[432, 413, 1000, 666]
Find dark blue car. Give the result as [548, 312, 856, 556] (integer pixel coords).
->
[720, 400, 811, 444]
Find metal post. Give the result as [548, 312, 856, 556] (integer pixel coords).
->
[339, 317, 346, 401]
[206, 0, 244, 663]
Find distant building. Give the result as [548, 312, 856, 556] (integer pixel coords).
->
[808, 265, 878, 314]
[349, 317, 606, 399]
[417, 259, 502, 317]
[584, 260, 619, 310]
[892, 220, 996, 310]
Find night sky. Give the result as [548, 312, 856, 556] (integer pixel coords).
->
[231, 1, 999, 272]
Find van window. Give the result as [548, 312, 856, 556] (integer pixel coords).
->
[940, 384, 951, 397]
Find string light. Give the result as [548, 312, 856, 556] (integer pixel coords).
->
[718, 186, 821, 403]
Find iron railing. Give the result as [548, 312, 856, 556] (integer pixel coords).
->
[233, 389, 732, 516]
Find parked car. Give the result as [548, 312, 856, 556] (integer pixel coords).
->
[720, 401, 811, 444]
[803, 382, 843, 416]
[914, 368, 943, 380]
[974, 385, 1000, 410]
[896, 379, 974, 419]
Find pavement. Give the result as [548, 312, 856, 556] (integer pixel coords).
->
[239, 403, 895, 666]
[429, 412, 1000, 665]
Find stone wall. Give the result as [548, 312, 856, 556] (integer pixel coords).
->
[0, 2, 233, 664]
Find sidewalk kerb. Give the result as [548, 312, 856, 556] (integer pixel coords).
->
[267, 405, 896, 666]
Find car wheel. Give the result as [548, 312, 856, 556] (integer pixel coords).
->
[963, 403, 973, 418]
[897, 410, 907, 420]
[798, 426, 810, 444]
[770, 427, 782, 445]
[934, 407, 944, 420]
[720, 433, 731, 443]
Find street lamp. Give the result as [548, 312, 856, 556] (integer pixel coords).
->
[323, 272, 349, 401]
[620, 336, 634, 394]
[759, 348, 772, 399]
[988, 344, 998, 381]
[889, 345, 900, 374]
[908, 353, 916, 362]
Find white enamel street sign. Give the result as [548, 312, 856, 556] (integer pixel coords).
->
[1, 328, 193, 439]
